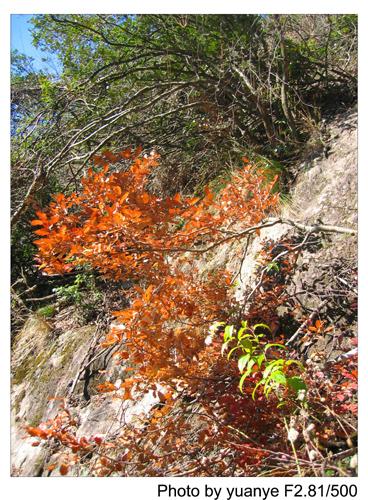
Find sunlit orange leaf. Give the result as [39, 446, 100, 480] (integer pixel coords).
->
[30, 219, 44, 226]
[96, 382, 118, 393]
[141, 192, 150, 204]
[119, 148, 132, 159]
[113, 213, 124, 224]
[34, 229, 49, 236]
[59, 464, 69, 475]
[26, 426, 48, 439]
[112, 309, 134, 320]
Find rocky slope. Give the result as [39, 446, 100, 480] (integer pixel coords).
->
[11, 108, 357, 476]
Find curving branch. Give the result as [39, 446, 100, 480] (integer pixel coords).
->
[140, 217, 356, 255]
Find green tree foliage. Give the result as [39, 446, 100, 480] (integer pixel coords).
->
[11, 14, 357, 315]
[12, 14, 357, 224]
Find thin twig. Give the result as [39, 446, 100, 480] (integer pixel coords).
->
[25, 293, 57, 303]
[286, 299, 329, 346]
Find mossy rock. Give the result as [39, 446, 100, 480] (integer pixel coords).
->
[36, 304, 56, 318]
[12, 312, 96, 429]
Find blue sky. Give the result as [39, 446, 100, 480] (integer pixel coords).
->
[11, 14, 62, 75]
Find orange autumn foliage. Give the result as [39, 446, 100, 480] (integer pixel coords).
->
[31, 149, 278, 279]
[31, 149, 279, 391]
[29, 148, 285, 475]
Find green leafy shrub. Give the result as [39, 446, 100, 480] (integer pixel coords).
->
[55, 272, 100, 305]
[54, 271, 103, 322]
[220, 321, 307, 404]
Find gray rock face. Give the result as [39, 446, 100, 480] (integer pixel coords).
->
[11, 311, 163, 476]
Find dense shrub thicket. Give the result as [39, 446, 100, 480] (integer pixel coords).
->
[11, 15, 357, 311]
[11, 15, 358, 477]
